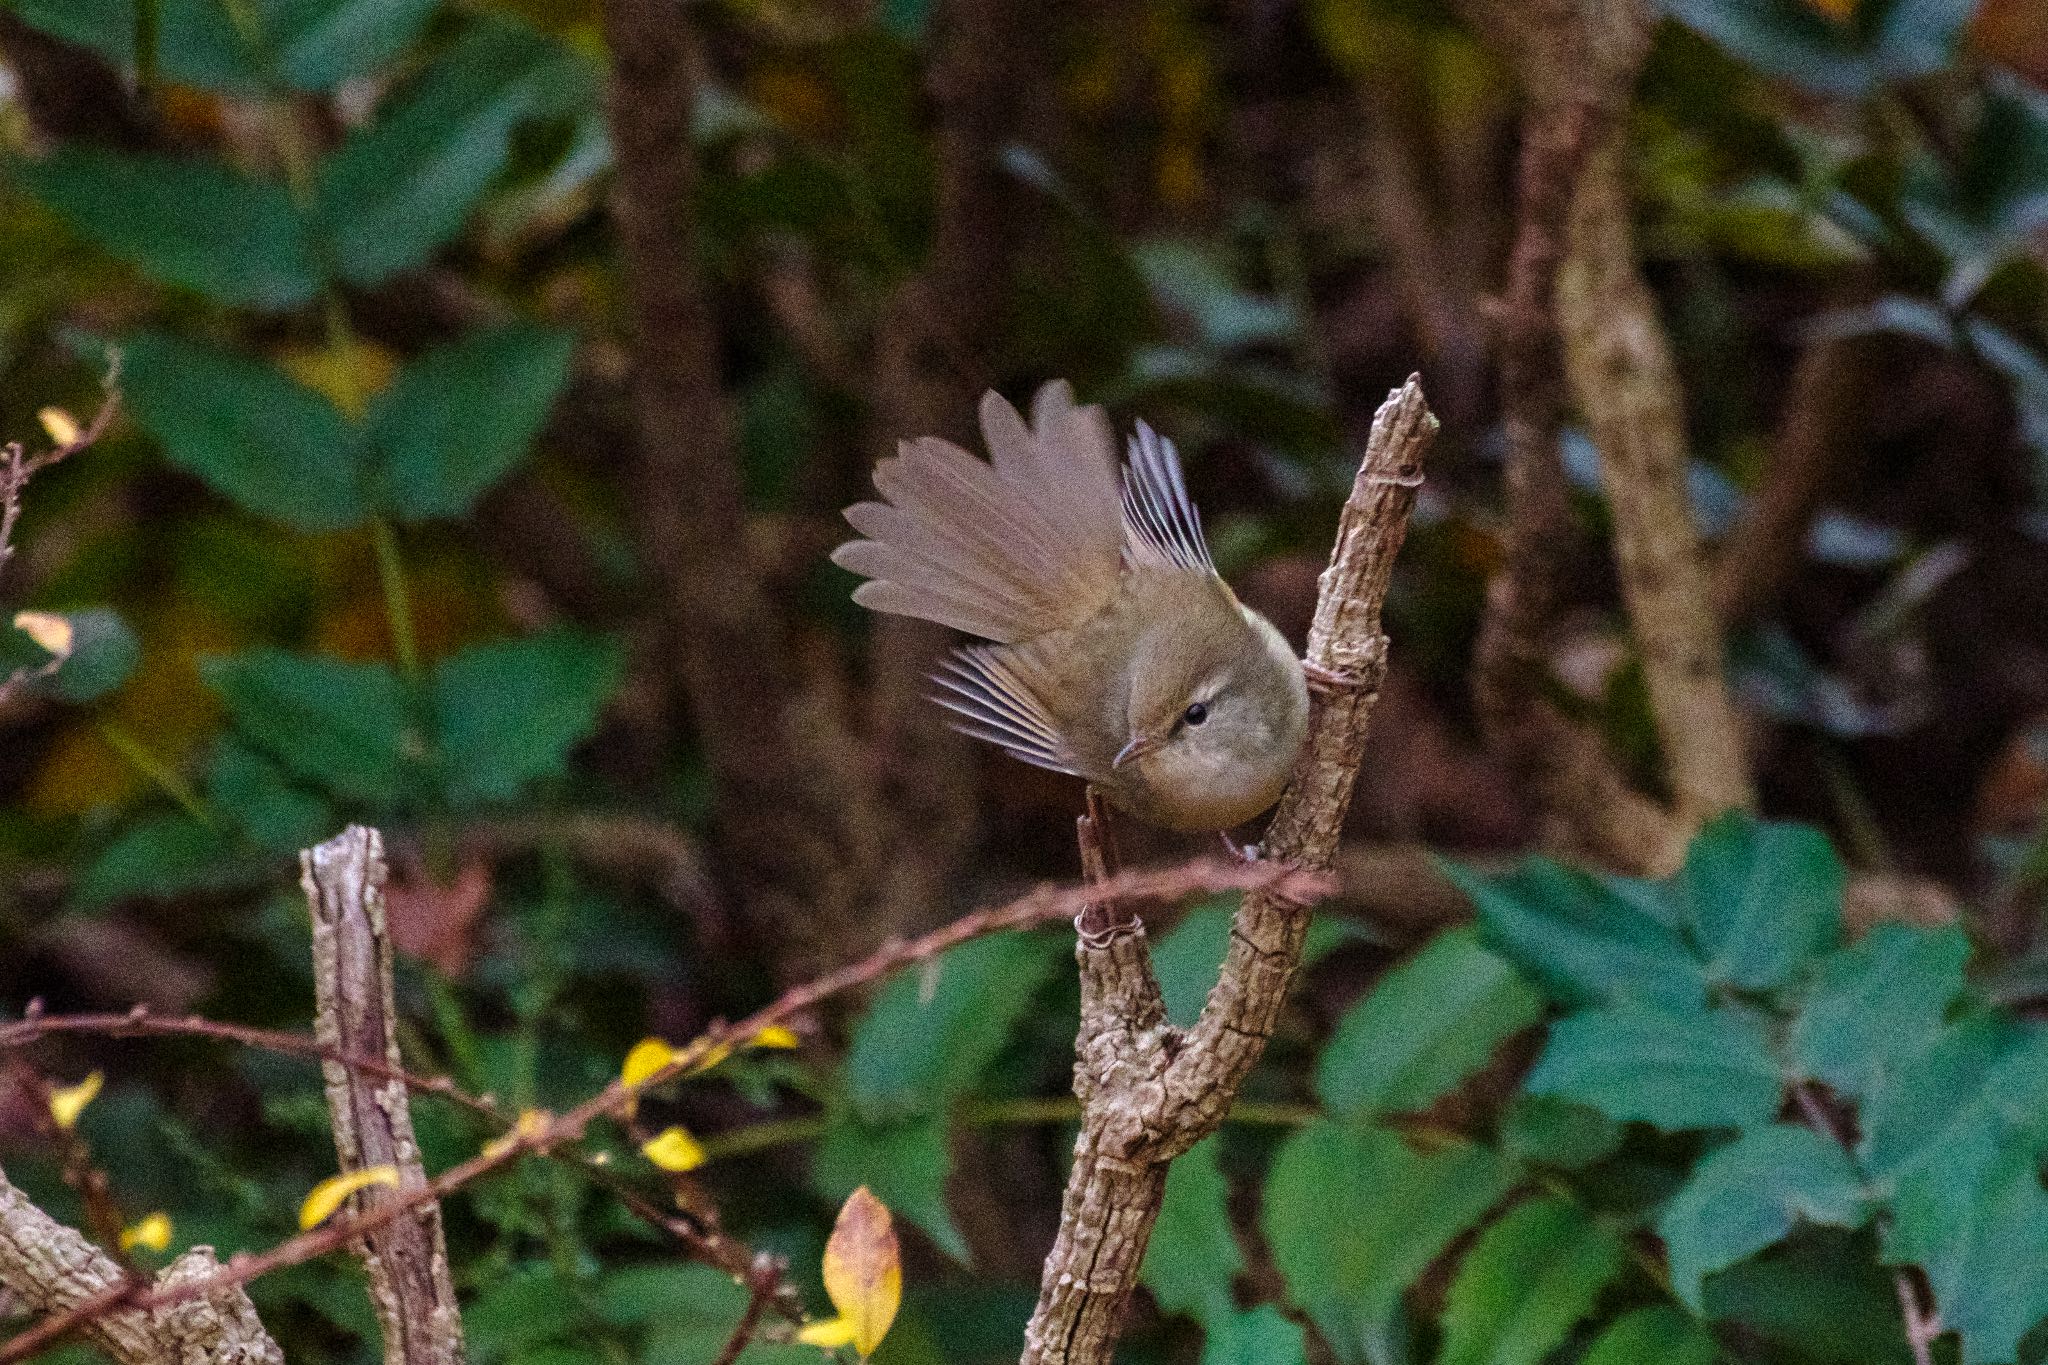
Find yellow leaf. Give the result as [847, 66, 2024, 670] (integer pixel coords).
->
[276, 339, 398, 420]
[119, 1212, 172, 1252]
[48, 1071, 101, 1129]
[298, 1165, 399, 1230]
[14, 611, 74, 661]
[36, 407, 80, 447]
[482, 1108, 549, 1160]
[684, 1038, 733, 1074]
[821, 1187, 901, 1358]
[621, 1037, 678, 1089]
[640, 1126, 706, 1172]
[749, 1025, 800, 1050]
[795, 1317, 858, 1349]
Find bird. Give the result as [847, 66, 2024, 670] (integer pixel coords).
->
[831, 380, 1310, 833]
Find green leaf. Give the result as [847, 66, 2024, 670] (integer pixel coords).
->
[201, 650, 411, 804]
[1435, 1196, 1625, 1365]
[1499, 1095, 1622, 1171]
[1859, 1014, 2048, 1183]
[1886, 1115, 2048, 1365]
[1141, 1135, 1241, 1326]
[15, 149, 319, 308]
[1447, 858, 1707, 1011]
[1201, 1307, 1309, 1365]
[9, 608, 141, 704]
[1790, 923, 1969, 1100]
[1681, 813, 1845, 991]
[1580, 1307, 1718, 1365]
[205, 741, 332, 853]
[7, 0, 253, 91]
[466, 1263, 584, 1360]
[841, 933, 1062, 1123]
[1524, 1004, 1783, 1132]
[1152, 899, 1362, 1026]
[71, 815, 241, 909]
[812, 1110, 966, 1262]
[123, 334, 368, 531]
[1702, 1230, 1914, 1364]
[366, 324, 576, 521]
[1657, 1124, 1869, 1309]
[431, 629, 623, 808]
[316, 19, 591, 286]
[1662, 0, 1875, 97]
[1264, 1121, 1515, 1364]
[1318, 927, 1543, 1121]
[270, 0, 444, 90]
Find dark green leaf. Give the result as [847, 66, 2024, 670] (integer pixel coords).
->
[201, 650, 410, 804]
[1681, 813, 1844, 990]
[366, 324, 576, 521]
[271, 0, 444, 90]
[1790, 923, 1969, 1099]
[812, 1110, 966, 1262]
[124, 334, 368, 531]
[1661, 0, 1875, 97]
[1435, 1196, 1625, 1365]
[1524, 1004, 1783, 1132]
[1702, 1230, 1913, 1364]
[6, 0, 253, 90]
[205, 741, 332, 853]
[1658, 1124, 1869, 1308]
[16, 149, 318, 308]
[316, 19, 591, 286]
[1580, 1307, 1719, 1365]
[1499, 1095, 1622, 1171]
[843, 933, 1061, 1123]
[1446, 858, 1707, 1011]
[462, 1263, 584, 1361]
[431, 629, 622, 807]
[1141, 1135, 1241, 1326]
[1201, 1307, 1309, 1365]
[1264, 1121, 1515, 1364]
[1318, 927, 1543, 1121]
[71, 815, 240, 909]
[1886, 1116, 2048, 1365]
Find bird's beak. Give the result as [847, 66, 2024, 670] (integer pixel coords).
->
[1112, 734, 1159, 769]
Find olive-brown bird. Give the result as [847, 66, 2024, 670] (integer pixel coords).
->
[832, 381, 1309, 832]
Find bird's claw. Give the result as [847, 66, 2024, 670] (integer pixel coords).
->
[1220, 832, 1263, 863]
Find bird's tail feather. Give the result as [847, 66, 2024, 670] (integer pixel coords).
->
[832, 380, 1123, 643]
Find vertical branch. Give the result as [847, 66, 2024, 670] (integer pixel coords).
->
[0, 1163, 282, 1365]
[1551, 7, 1753, 824]
[602, 0, 879, 980]
[302, 827, 465, 1365]
[863, 0, 1037, 944]
[1021, 379, 1436, 1365]
[1466, 0, 1693, 872]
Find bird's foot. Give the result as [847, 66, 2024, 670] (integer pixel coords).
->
[1220, 831, 1264, 863]
[1302, 658, 1373, 696]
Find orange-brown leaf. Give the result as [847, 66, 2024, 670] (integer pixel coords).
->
[821, 1187, 901, 1358]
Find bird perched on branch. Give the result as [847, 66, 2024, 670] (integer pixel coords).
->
[832, 381, 1310, 833]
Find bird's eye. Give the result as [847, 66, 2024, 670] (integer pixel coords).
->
[1182, 702, 1208, 727]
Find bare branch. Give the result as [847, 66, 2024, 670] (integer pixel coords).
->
[0, 1161, 281, 1365]
[303, 828, 465, 1365]
[0, 855, 1319, 1362]
[1020, 377, 1436, 1365]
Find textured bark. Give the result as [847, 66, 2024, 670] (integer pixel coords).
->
[1558, 137, 1754, 826]
[0, 1163, 281, 1365]
[1020, 379, 1436, 1364]
[863, 0, 1038, 947]
[602, 0, 880, 980]
[303, 828, 465, 1365]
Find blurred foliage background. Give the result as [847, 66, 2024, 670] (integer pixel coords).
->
[4, 0, 2048, 1361]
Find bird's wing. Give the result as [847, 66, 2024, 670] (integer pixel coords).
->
[929, 645, 1081, 776]
[1120, 421, 1216, 573]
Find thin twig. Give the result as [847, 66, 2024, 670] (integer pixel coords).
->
[708, 1253, 785, 1365]
[0, 856, 1321, 1362]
